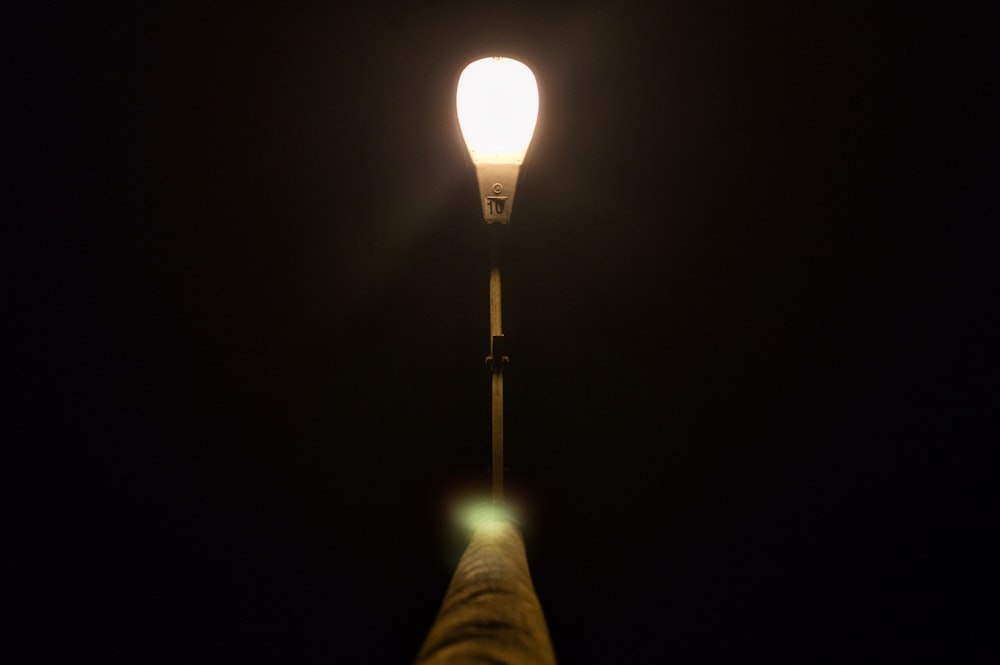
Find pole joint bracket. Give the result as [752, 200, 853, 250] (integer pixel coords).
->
[485, 334, 509, 370]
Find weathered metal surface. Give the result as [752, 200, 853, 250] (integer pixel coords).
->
[414, 521, 557, 665]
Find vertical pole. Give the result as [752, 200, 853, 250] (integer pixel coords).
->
[414, 521, 557, 665]
[489, 228, 504, 504]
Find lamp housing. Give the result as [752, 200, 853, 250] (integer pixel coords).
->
[456, 57, 539, 224]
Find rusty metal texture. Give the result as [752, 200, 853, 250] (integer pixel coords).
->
[414, 521, 557, 665]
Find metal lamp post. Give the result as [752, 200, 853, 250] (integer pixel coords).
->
[414, 60, 553, 665]
[456, 57, 539, 505]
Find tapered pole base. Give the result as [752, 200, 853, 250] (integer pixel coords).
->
[414, 520, 557, 665]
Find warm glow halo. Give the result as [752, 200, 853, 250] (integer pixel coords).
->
[450, 497, 518, 533]
[456, 57, 539, 165]
[460, 501, 514, 531]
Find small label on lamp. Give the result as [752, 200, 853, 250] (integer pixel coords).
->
[486, 196, 509, 216]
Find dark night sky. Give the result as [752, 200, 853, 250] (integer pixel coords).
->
[7, 1, 986, 662]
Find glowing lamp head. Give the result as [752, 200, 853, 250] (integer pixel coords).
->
[457, 57, 539, 165]
[456, 57, 539, 223]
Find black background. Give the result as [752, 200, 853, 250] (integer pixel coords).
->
[7, 1, 985, 662]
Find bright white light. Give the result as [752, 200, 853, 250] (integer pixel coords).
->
[456, 57, 539, 165]
[450, 497, 518, 533]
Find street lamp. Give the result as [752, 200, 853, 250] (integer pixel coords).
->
[456, 57, 539, 505]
